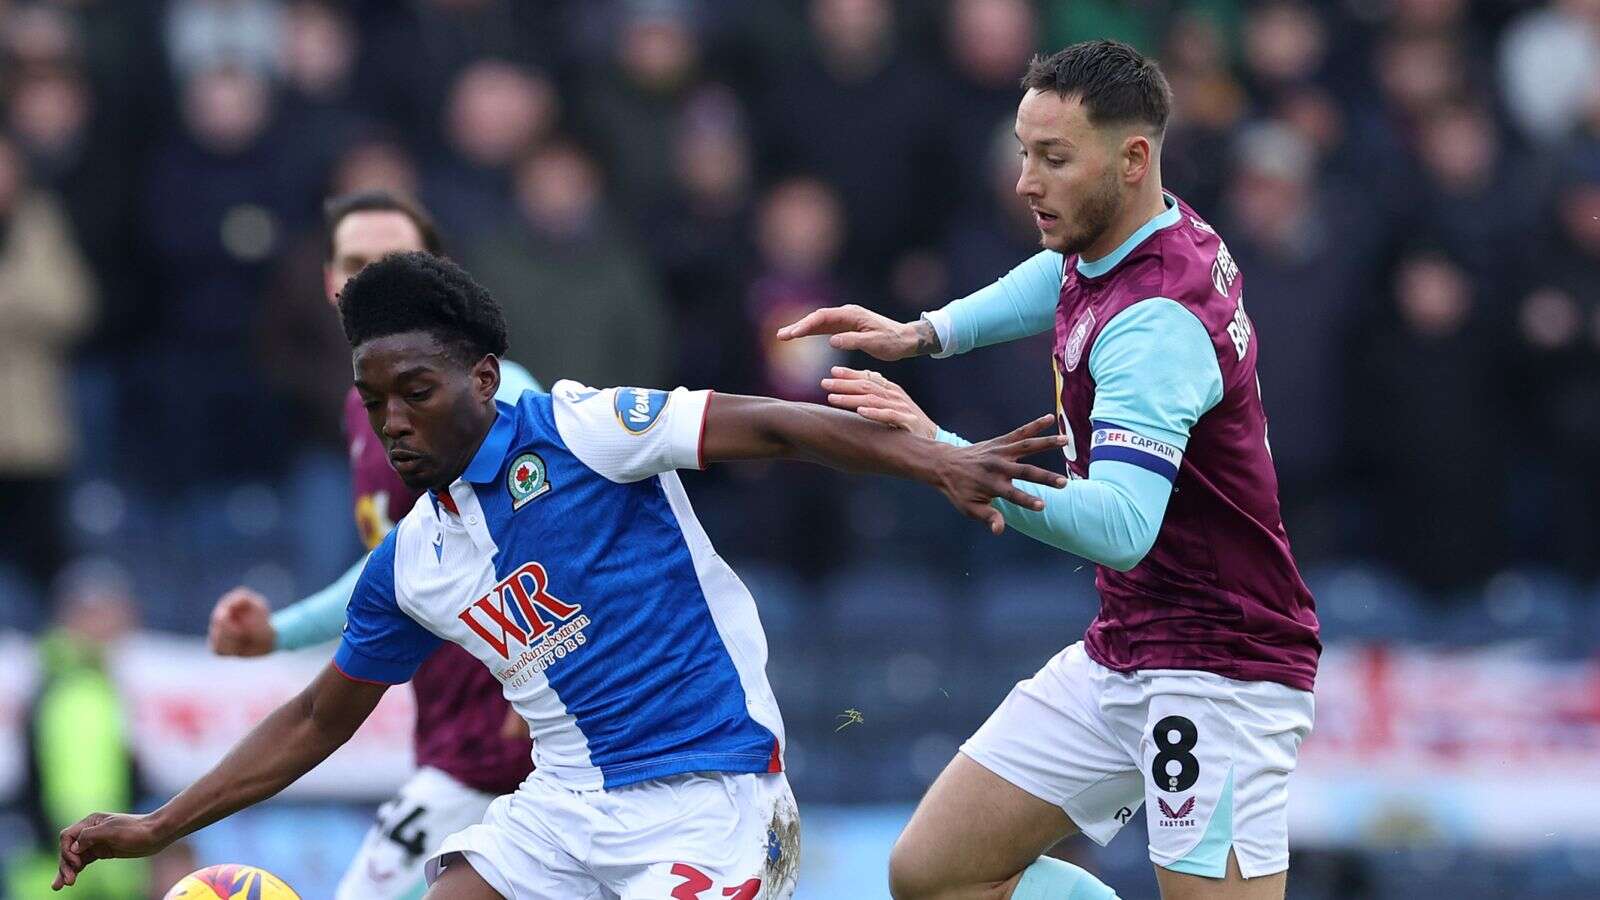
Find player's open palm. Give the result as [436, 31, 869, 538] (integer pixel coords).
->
[209, 587, 275, 657]
[934, 415, 1068, 534]
[822, 366, 938, 439]
[54, 812, 166, 890]
[775, 304, 921, 360]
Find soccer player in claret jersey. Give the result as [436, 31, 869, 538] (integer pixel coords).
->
[780, 40, 1320, 900]
[206, 191, 540, 900]
[53, 252, 1070, 899]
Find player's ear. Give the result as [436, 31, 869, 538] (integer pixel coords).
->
[471, 354, 501, 402]
[1122, 133, 1152, 183]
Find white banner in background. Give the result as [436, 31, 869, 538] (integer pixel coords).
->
[4, 632, 1600, 847]
[0, 630, 416, 801]
[1292, 644, 1600, 846]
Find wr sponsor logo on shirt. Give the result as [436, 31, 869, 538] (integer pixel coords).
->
[457, 562, 591, 687]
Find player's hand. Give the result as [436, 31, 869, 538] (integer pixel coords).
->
[775, 304, 925, 360]
[821, 366, 937, 439]
[208, 587, 276, 657]
[53, 812, 168, 890]
[932, 415, 1068, 535]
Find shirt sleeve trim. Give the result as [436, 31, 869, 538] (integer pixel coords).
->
[331, 658, 398, 687]
[922, 309, 958, 358]
[697, 390, 715, 470]
[333, 639, 419, 685]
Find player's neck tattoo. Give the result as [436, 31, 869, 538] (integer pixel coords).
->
[913, 319, 942, 357]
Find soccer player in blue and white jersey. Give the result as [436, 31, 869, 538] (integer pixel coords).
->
[206, 191, 542, 900]
[52, 252, 1069, 899]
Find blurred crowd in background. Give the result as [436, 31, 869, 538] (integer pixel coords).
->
[0, 2, 1596, 896]
[0, 0, 1597, 632]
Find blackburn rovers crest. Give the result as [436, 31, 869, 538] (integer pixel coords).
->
[508, 452, 551, 510]
[1065, 308, 1095, 372]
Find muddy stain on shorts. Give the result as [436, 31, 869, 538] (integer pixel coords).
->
[762, 793, 802, 898]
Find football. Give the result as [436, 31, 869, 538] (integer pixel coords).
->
[162, 864, 301, 900]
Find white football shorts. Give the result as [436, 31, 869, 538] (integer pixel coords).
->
[960, 642, 1314, 879]
[425, 769, 801, 899]
[336, 766, 499, 900]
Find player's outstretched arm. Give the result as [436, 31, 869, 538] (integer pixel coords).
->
[776, 250, 1063, 359]
[208, 586, 277, 656]
[820, 366, 939, 439]
[823, 365, 1169, 570]
[209, 555, 368, 656]
[817, 367, 1160, 569]
[53, 664, 386, 890]
[775, 303, 942, 360]
[700, 394, 1067, 534]
[822, 297, 1226, 572]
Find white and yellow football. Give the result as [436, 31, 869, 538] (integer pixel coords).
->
[162, 864, 301, 900]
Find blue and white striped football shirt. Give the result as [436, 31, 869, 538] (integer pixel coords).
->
[334, 382, 784, 790]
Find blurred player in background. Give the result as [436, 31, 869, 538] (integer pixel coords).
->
[781, 40, 1320, 900]
[6, 566, 145, 900]
[206, 191, 540, 900]
[52, 251, 1069, 899]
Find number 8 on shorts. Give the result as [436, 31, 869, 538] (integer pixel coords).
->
[1138, 683, 1311, 880]
[1149, 715, 1200, 794]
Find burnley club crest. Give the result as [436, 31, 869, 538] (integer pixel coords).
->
[1065, 308, 1095, 372]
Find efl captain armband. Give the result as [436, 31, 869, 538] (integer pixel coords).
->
[1089, 421, 1183, 482]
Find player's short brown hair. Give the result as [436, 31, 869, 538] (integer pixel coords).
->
[1022, 40, 1172, 136]
[323, 190, 444, 262]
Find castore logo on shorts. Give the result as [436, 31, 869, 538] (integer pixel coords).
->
[1157, 796, 1196, 828]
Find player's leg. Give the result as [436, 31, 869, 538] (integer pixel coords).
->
[1122, 674, 1313, 900]
[889, 752, 1097, 899]
[422, 856, 506, 900]
[890, 644, 1143, 900]
[335, 768, 498, 900]
[1154, 852, 1285, 900]
[601, 771, 801, 900]
[422, 771, 603, 899]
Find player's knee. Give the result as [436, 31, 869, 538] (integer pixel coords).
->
[887, 834, 984, 900]
[887, 835, 935, 900]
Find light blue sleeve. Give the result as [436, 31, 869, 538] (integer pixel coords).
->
[497, 358, 543, 399]
[924, 250, 1063, 357]
[1086, 298, 1222, 449]
[936, 297, 1223, 571]
[937, 428, 1172, 571]
[270, 554, 367, 651]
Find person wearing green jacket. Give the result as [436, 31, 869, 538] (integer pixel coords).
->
[6, 571, 148, 899]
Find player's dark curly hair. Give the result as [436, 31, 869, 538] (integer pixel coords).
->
[338, 251, 509, 365]
[1022, 40, 1172, 136]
